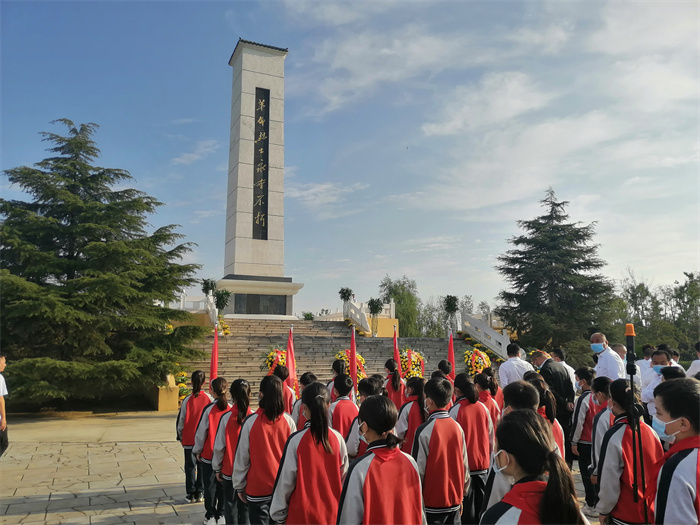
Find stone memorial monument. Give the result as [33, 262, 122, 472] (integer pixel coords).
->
[217, 39, 303, 317]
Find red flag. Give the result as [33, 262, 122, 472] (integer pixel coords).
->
[393, 325, 402, 378]
[447, 332, 456, 381]
[349, 325, 358, 388]
[286, 326, 299, 397]
[209, 324, 219, 393]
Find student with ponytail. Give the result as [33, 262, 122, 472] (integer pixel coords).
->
[337, 395, 425, 525]
[525, 375, 565, 457]
[328, 359, 356, 403]
[270, 383, 349, 524]
[480, 409, 584, 525]
[232, 375, 296, 525]
[384, 358, 406, 410]
[273, 365, 295, 415]
[212, 379, 253, 525]
[395, 376, 426, 454]
[291, 372, 317, 428]
[176, 370, 213, 504]
[474, 372, 500, 425]
[481, 367, 504, 410]
[194, 377, 231, 525]
[345, 377, 383, 460]
[449, 373, 493, 523]
[595, 379, 663, 524]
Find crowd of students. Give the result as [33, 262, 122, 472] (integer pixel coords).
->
[175, 342, 700, 525]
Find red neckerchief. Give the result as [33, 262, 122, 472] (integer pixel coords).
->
[646, 435, 700, 509]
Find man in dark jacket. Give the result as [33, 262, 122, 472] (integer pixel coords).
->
[531, 350, 575, 466]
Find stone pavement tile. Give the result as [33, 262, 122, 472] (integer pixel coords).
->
[5, 501, 50, 515]
[120, 475, 160, 488]
[155, 474, 183, 485]
[45, 496, 92, 511]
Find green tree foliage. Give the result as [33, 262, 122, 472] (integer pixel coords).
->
[495, 189, 614, 348]
[419, 296, 450, 338]
[0, 120, 205, 406]
[379, 275, 422, 337]
[443, 295, 459, 333]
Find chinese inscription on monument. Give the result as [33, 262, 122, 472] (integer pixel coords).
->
[253, 87, 270, 240]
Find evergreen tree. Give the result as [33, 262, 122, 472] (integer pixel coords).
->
[379, 275, 422, 337]
[495, 189, 614, 348]
[0, 120, 205, 405]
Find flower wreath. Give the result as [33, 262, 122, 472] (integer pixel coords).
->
[334, 350, 367, 381]
[400, 349, 425, 378]
[464, 346, 491, 375]
[260, 347, 286, 373]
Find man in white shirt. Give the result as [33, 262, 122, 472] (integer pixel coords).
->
[610, 343, 642, 389]
[639, 344, 657, 388]
[590, 332, 625, 381]
[0, 353, 7, 457]
[686, 341, 700, 378]
[550, 348, 576, 390]
[497, 343, 534, 387]
[641, 349, 683, 417]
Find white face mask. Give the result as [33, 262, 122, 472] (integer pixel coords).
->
[358, 422, 368, 444]
[494, 449, 509, 474]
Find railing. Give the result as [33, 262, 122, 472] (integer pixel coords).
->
[167, 293, 217, 325]
[460, 312, 510, 361]
[315, 299, 395, 323]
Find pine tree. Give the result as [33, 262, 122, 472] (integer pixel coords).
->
[0, 120, 205, 405]
[495, 188, 614, 348]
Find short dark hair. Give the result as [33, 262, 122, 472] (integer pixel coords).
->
[654, 378, 700, 432]
[671, 349, 680, 359]
[660, 367, 685, 381]
[438, 359, 452, 375]
[591, 376, 612, 396]
[574, 367, 596, 385]
[642, 344, 655, 358]
[506, 343, 521, 356]
[502, 380, 539, 411]
[657, 343, 671, 352]
[300, 372, 317, 386]
[695, 341, 700, 353]
[334, 374, 353, 397]
[652, 349, 671, 362]
[424, 377, 453, 408]
[431, 370, 447, 379]
[273, 365, 289, 381]
[550, 348, 565, 361]
[357, 376, 383, 397]
[522, 370, 540, 383]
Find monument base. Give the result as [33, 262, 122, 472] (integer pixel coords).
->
[217, 275, 303, 317]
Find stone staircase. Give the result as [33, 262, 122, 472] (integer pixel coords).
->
[183, 320, 473, 398]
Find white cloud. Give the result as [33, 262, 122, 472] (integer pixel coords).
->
[169, 118, 198, 125]
[506, 21, 573, 54]
[282, 0, 410, 27]
[423, 72, 555, 136]
[287, 181, 369, 219]
[172, 140, 219, 165]
[400, 235, 461, 254]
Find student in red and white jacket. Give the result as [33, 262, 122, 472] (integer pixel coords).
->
[270, 382, 349, 524]
[176, 370, 213, 504]
[345, 377, 383, 460]
[588, 377, 613, 490]
[329, 374, 359, 437]
[475, 371, 500, 426]
[595, 379, 663, 524]
[449, 373, 493, 524]
[412, 378, 469, 524]
[212, 379, 253, 525]
[232, 375, 296, 525]
[337, 395, 425, 525]
[395, 377, 426, 454]
[290, 372, 317, 428]
[193, 377, 231, 525]
[384, 358, 406, 410]
[570, 366, 605, 514]
[480, 410, 585, 525]
[525, 374, 565, 457]
[328, 359, 357, 403]
[648, 378, 700, 525]
[273, 365, 296, 415]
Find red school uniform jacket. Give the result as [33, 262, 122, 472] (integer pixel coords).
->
[270, 424, 350, 525]
[537, 407, 565, 458]
[176, 391, 213, 447]
[193, 402, 231, 462]
[479, 390, 501, 426]
[384, 376, 406, 410]
[330, 397, 359, 438]
[395, 396, 426, 454]
[596, 414, 663, 523]
[283, 384, 296, 415]
[211, 406, 254, 479]
[449, 396, 494, 473]
[571, 390, 606, 445]
[479, 478, 547, 525]
[345, 417, 368, 459]
[412, 410, 470, 514]
[232, 409, 297, 501]
[494, 385, 504, 410]
[337, 440, 426, 525]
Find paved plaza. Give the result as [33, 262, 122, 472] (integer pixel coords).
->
[0, 412, 589, 525]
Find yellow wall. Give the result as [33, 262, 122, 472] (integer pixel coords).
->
[358, 317, 400, 338]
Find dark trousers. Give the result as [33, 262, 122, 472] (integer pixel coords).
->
[247, 498, 271, 525]
[201, 461, 224, 520]
[184, 448, 203, 496]
[224, 479, 250, 525]
[462, 471, 488, 524]
[558, 414, 574, 468]
[427, 509, 460, 524]
[577, 443, 595, 507]
[0, 427, 8, 457]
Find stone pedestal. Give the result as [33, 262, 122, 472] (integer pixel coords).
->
[220, 39, 303, 316]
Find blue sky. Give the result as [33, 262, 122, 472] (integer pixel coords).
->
[2, 1, 698, 317]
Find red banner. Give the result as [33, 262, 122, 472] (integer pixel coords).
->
[286, 327, 299, 397]
[349, 326, 358, 388]
[447, 332, 456, 381]
[393, 325, 402, 378]
[209, 325, 219, 393]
